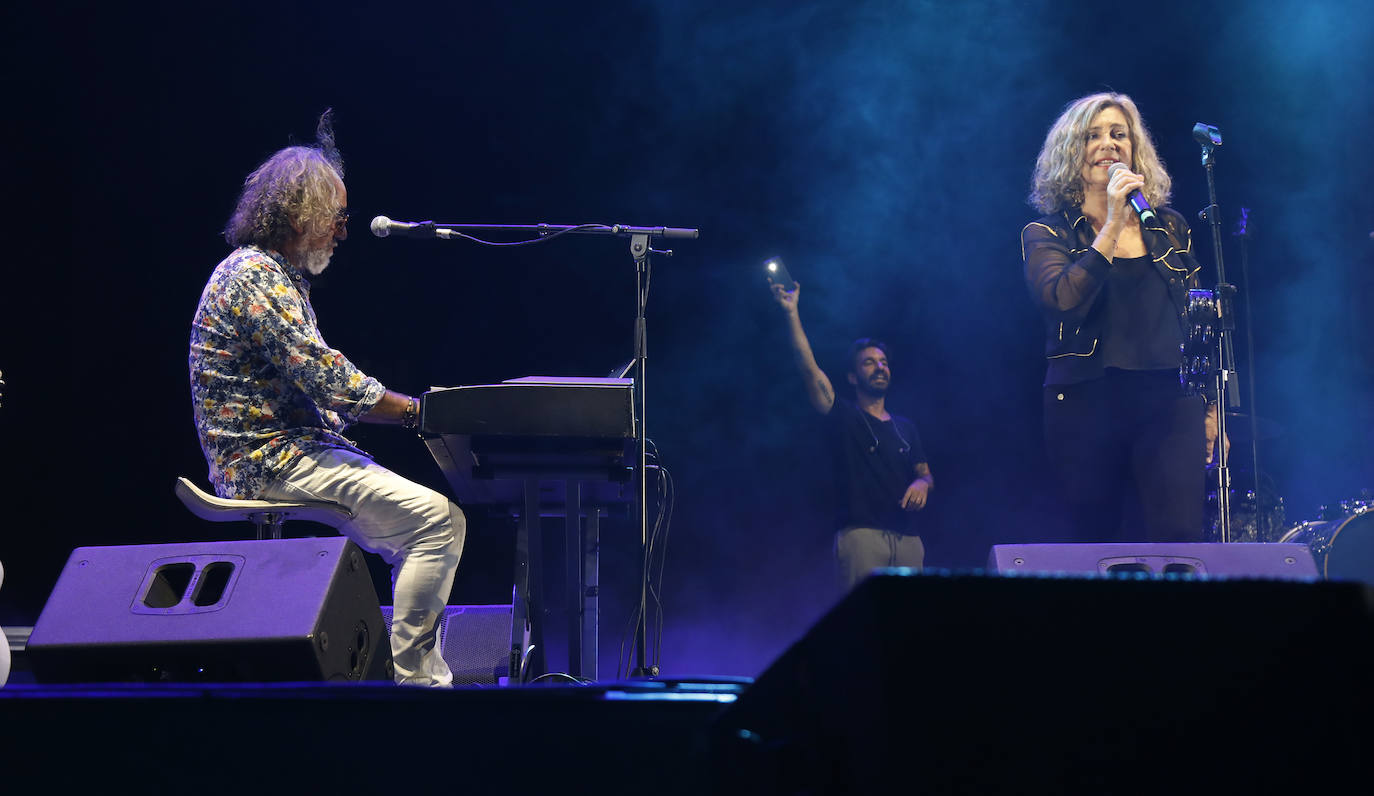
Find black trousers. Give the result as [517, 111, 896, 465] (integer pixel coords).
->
[1044, 369, 1205, 543]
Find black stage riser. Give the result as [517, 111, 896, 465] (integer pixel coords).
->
[714, 571, 1374, 794]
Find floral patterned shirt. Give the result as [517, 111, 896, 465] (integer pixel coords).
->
[189, 246, 385, 498]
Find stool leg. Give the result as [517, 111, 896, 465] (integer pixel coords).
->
[250, 513, 285, 540]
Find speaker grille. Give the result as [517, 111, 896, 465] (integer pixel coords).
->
[380, 604, 512, 685]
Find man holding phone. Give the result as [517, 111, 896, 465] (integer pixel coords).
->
[769, 265, 934, 588]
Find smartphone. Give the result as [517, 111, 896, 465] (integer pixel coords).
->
[764, 257, 796, 291]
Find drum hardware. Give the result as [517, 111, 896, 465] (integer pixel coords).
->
[1231, 208, 1265, 516]
[1203, 468, 1286, 544]
[1317, 496, 1372, 521]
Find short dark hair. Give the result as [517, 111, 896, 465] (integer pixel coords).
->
[847, 337, 889, 372]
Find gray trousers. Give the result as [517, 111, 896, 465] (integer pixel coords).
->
[263, 447, 466, 686]
[835, 526, 925, 589]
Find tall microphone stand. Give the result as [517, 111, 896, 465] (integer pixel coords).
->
[627, 230, 656, 678]
[1193, 123, 1241, 542]
[1234, 209, 1264, 522]
[431, 221, 697, 677]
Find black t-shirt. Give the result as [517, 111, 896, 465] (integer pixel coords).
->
[826, 398, 928, 535]
[1100, 254, 1186, 371]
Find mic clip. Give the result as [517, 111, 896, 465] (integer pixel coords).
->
[1192, 123, 1222, 148]
[1193, 123, 1222, 167]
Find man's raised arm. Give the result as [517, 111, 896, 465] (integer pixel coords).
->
[771, 281, 834, 415]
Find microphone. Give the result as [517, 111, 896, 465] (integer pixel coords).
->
[370, 216, 458, 240]
[1107, 162, 1158, 226]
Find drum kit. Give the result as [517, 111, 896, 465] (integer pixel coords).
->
[1280, 498, 1374, 581]
[1203, 409, 1374, 583]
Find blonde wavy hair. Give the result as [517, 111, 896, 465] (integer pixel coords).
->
[224, 111, 345, 250]
[1028, 93, 1171, 215]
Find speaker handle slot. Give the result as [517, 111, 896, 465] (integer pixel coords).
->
[1100, 556, 1207, 577]
[132, 555, 246, 615]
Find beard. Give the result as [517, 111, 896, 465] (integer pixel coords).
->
[856, 374, 889, 398]
[301, 247, 333, 276]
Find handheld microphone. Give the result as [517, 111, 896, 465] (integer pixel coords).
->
[370, 216, 458, 240]
[1107, 162, 1158, 226]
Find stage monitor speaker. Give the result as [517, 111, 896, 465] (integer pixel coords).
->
[987, 542, 1319, 579]
[27, 538, 390, 683]
[714, 571, 1373, 794]
[380, 603, 512, 685]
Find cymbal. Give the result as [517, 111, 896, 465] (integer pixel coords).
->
[1222, 411, 1283, 442]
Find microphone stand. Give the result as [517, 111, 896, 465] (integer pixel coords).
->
[1234, 209, 1265, 532]
[628, 232, 655, 678]
[1193, 124, 1240, 542]
[431, 221, 697, 678]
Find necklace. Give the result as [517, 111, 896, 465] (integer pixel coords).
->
[858, 408, 910, 455]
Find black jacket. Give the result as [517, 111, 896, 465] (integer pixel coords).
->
[1021, 206, 1203, 386]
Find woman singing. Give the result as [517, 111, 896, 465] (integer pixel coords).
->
[1022, 92, 1221, 543]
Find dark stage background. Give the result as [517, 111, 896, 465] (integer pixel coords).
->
[4, 0, 1373, 677]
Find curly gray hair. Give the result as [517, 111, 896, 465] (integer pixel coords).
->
[223, 111, 345, 250]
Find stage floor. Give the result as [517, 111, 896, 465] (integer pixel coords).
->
[0, 670, 746, 792]
[8, 568, 1372, 794]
